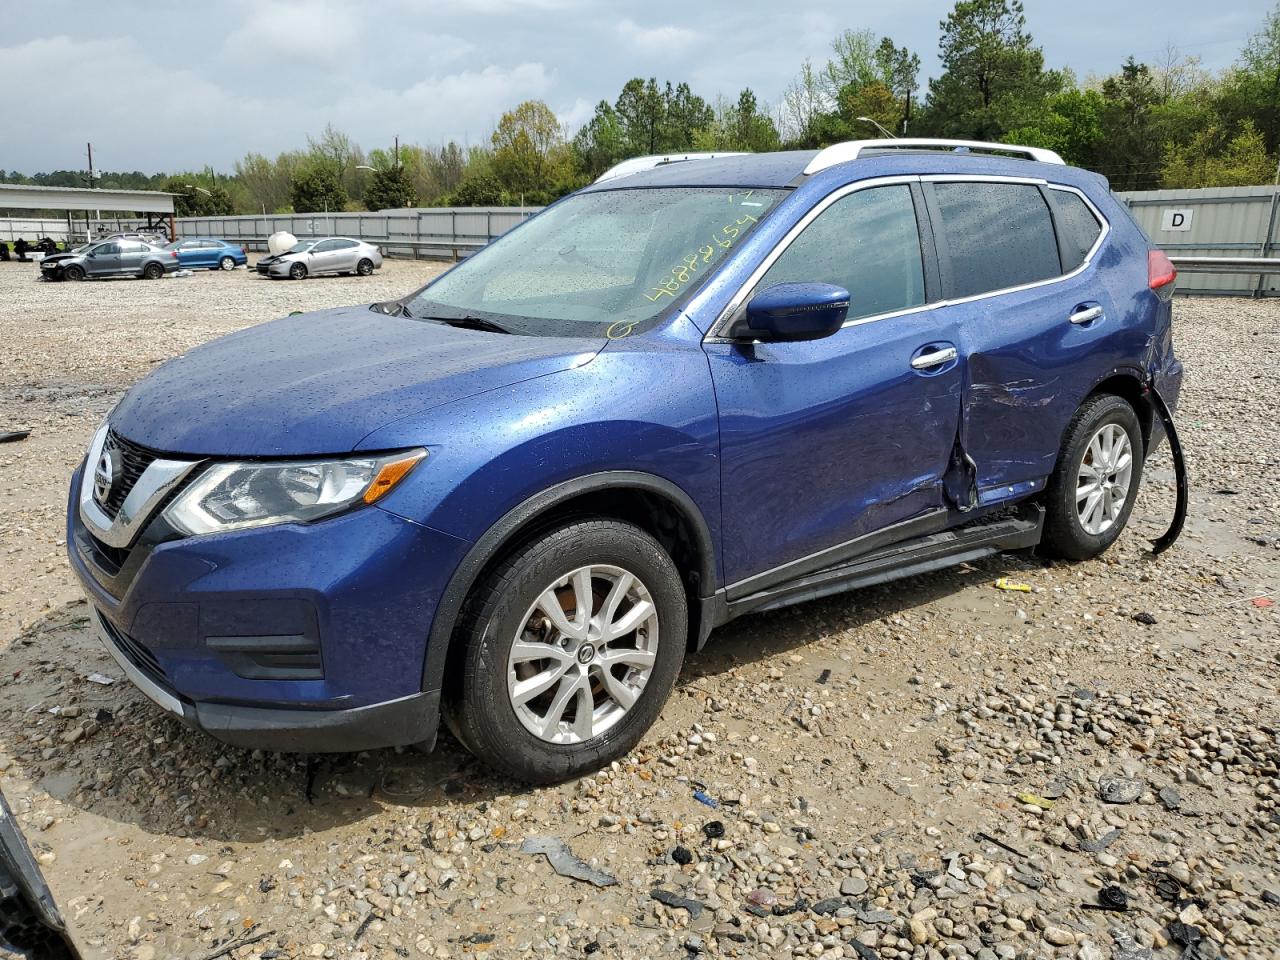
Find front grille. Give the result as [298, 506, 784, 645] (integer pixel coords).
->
[99, 430, 160, 520]
[99, 613, 167, 684]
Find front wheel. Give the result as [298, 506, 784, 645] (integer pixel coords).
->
[289, 262, 307, 280]
[445, 519, 687, 783]
[1040, 394, 1144, 560]
[62, 265, 85, 282]
[219, 256, 235, 271]
[356, 258, 374, 276]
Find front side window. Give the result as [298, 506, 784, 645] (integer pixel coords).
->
[287, 241, 317, 254]
[754, 185, 925, 322]
[933, 182, 1061, 299]
[313, 239, 341, 252]
[406, 187, 785, 338]
[92, 242, 119, 255]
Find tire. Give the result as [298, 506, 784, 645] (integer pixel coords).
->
[142, 262, 163, 280]
[289, 262, 307, 280]
[62, 265, 84, 282]
[1040, 394, 1144, 560]
[219, 256, 235, 271]
[356, 258, 374, 276]
[444, 519, 687, 783]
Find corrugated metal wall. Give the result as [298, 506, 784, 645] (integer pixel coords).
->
[0, 207, 539, 258]
[1116, 185, 1280, 297]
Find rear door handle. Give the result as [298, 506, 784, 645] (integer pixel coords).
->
[910, 346, 958, 370]
[1070, 305, 1103, 325]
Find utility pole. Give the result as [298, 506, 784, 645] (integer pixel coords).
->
[394, 135, 400, 170]
[84, 142, 97, 189]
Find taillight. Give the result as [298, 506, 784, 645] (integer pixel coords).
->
[170, 251, 178, 258]
[241, 245, 248, 256]
[1148, 249, 1176, 301]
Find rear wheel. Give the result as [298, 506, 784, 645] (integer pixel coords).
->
[218, 256, 235, 271]
[356, 258, 374, 276]
[289, 262, 307, 280]
[444, 519, 687, 783]
[142, 262, 163, 280]
[1041, 394, 1144, 560]
[62, 264, 84, 282]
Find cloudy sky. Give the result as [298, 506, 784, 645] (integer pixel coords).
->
[2, 0, 1272, 174]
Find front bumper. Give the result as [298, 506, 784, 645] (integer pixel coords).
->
[93, 606, 439, 751]
[67, 462, 469, 752]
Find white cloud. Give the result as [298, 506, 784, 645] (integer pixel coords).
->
[224, 1, 363, 64]
[556, 97, 594, 135]
[617, 19, 698, 55]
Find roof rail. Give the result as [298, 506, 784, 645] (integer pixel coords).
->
[594, 152, 748, 184]
[803, 138, 1065, 175]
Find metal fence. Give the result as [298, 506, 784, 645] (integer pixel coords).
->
[0, 207, 539, 259]
[1116, 185, 1280, 297]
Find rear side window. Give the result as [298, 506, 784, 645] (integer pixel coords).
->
[757, 185, 925, 322]
[1045, 188, 1103, 271]
[933, 182, 1061, 299]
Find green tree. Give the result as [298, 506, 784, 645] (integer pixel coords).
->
[874, 38, 922, 132]
[163, 176, 233, 217]
[695, 89, 782, 152]
[1218, 4, 1280, 154]
[1097, 57, 1161, 189]
[573, 100, 627, 178]
[449, 173, 504, 206]
[234, 152, 295, 214]
[491, 100, 569, 199]
[363, 163, 416, 210]
[290, 165, 347, 213]
[922, 0, 1061, 140]
[1005, 86, 1104, 167]
[1162, 120, 1277, 187]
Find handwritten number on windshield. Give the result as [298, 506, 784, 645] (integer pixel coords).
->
[642, 215, 759, 304]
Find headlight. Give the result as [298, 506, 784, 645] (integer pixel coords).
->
[162, 449, 425, 536]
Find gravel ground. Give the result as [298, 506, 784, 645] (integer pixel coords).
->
[0, 258, 1278, 960]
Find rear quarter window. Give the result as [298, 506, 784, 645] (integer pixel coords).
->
[933, 182, 1062, 299]
[1045, 188, 1103, 271]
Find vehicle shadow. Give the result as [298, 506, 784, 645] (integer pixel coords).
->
[0, 551, 1037, 844]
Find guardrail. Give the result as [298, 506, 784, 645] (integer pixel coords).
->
[1168, 256, 1280, 275]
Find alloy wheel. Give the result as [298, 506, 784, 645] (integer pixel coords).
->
[506, 564, 659, 745]
[1076, 423, 1134, 535]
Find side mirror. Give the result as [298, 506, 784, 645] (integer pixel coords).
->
[731, 282, 850, 343]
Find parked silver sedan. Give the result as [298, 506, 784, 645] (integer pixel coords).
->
[256, 237, 384, 280]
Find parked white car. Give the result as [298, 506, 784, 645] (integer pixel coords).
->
[256, 237, 384, 280]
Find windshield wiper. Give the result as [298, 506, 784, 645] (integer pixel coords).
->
[418, 314, 513, 335]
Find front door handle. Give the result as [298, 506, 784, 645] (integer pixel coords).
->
[911, 346, 958, 370]
[1070, 305, 1103, 325]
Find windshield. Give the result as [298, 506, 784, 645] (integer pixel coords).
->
[287, 241, 317, 254]
[405, 187, 785, 338]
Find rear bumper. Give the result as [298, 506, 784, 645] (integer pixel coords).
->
[93, 607, 440, 752]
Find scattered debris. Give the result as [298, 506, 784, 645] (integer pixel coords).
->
[671, 845, 692, 866]
[1015, 791, 1054, 810]
[1079, 827, 1122, 853]
[692, 789, 718, 809]
[1133, 611, 1158, 625]
[650, 888, 704, 919]
[0, 430, 30, 444]
[84, 673, 116, 685]
[816, 668, 831, 684]
[994, 577, 1032, 593]
[1098, 775, 1144, 804]
[520, 837, 617, 887]
[975, 831, 1026, 858]
[1251, 596, 1275, 608]
[700, 820, 724, 840]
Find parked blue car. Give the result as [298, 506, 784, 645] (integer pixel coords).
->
[68, 140, 1182, 782]
[165, 238, 247, 271]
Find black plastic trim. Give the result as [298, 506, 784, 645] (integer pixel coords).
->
[724, 509, 948, 602]
[420, 471, 718, 696]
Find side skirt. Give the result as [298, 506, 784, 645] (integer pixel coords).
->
[715, 503, 1043, 623]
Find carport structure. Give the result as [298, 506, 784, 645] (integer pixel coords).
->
[0, 183, 177, 242]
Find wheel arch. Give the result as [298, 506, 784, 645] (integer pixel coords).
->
[1085, 368, 1154, 449]
[421, 471, 718, 702]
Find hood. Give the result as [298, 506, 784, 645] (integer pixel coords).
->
[109, 305, 604, 456]
[40, 253, 77, 264]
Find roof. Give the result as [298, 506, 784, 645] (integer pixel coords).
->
[581, 140, 1086, 193]
[0, 182, 176, 214]
[583, 151, 818, 190]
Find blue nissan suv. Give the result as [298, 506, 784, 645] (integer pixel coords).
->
[68, 139, 1183, 782]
